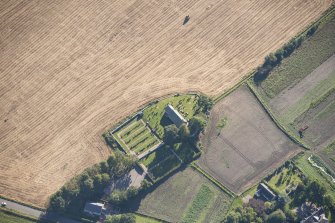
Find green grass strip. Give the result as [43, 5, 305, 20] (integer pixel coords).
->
[181, 185, 214, 223]
[282, 72, 335, 123]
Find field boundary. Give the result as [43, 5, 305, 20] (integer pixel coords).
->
[213, 4, 335, 105]
[247, 81, 310, 150]
[213, 72, 254, 103]
[190, 163, 235, 198]
[135, 212, 171, 223]
[0, 207, 49, 223]
[0, 195, 45, 211]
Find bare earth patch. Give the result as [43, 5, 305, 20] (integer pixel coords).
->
[198, 86, 301, 193]
[0, 0, 331, 206]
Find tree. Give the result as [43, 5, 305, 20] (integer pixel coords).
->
[226, 211, 241, 223]
[105, 214, 135, 223]
[49, 195, 66, 212]
[81, 178, 94, 196]
[163, 124, 179, 145]
[100, 161, 110, 173]
[198, 95, 213, 112]
[306, 181, 326, 205]
[324, 194, 335, 215]
[178, 124, 190, 141]
[189, 116, 206, 135]
[267, 209, 286, 223]
[107, 152, 134, 177]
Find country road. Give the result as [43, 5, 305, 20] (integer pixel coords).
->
[0, 198, 82, 223]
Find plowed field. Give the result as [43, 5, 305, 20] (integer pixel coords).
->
[0, 0, 331, 206]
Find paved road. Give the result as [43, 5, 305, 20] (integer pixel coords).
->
[0, 198, 82, 223]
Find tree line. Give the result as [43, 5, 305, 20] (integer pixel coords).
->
[253, 23, 319, 83]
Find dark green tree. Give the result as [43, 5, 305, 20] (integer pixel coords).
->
[198, 95, 214, 112]
[189, 116, 206, 135]
[178, 124, 190, 141]
[49, 195, 66, 212]
[163, 124, 179, 145]
[105, 214, 135, 223]
[267, 209, 286, 223]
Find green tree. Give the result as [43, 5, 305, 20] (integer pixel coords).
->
[100, 161, 110, 173]
[189, 116, 206, 135]
[267, 209, 286, 223]
[324, 194, 335, 215]
[178, 124, 190, 141]
[82, 178, 94, 196]
[107, 152, 134, 177]
[105, 214, 135, 223]
[163, 124, 179, 145]
[49, 195, 66, 212]
[198, 95, 214, 112]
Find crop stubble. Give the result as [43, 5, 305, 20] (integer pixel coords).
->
[0, 0, 331, 206]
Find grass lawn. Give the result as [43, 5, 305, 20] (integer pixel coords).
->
[140, 145, 173, 168]
[181, 185, 214, 223]
[135, 214, 163, 223]
[172, 142, 199, 163]
[143, 95, 198, 138]
[136, 168, 232, 223]
[113, 118, 160, 155]
[294, 153, 335, 200]
[0, 209, 39, 223]
[266, 167, 303, 195]
[260, 13, 335, 98]
[149, 155, 181, 181]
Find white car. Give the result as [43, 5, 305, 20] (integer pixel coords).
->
[1, 202, 7, 207]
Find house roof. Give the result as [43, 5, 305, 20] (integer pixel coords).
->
[165, 104, 187, 127]
[84, 202, 104, 214]
[257, 183, 277, 201]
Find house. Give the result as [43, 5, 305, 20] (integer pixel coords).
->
[299, 202, 328, 223]
[165, 104, 187, 127]
[255, 183, 277, 201]
[83, 202, 105, 216]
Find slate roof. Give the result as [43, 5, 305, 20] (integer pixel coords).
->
[84, 202, 104, 215]
[256, 183, 277, 201]
[165, 104, 187, 127]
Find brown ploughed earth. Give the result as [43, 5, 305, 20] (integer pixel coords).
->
[0, 0, 332, 207]
[198, 86, 301, 193]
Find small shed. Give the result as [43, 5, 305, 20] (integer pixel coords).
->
[83, 202, 105, 216]
[165, 104, 187, 127]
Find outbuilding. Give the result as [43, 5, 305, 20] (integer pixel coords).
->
[83, 202, 105, 216]
[164, 104, 187, 127]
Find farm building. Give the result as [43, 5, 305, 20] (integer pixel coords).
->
[165, 104, 187, 127]
[255, 183, 277, 201]
[83, 202, 105, 216]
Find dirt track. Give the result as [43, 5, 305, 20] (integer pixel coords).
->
[0, 0, 331, 206]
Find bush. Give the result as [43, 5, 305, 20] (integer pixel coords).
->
[266, 209, 286, 223]
[105, 214, 135, 223]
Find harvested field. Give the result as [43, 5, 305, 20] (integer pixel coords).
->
[0, 0, 331, 206]
[198, 86, 301, 193]
[133, 168, 232, 223]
